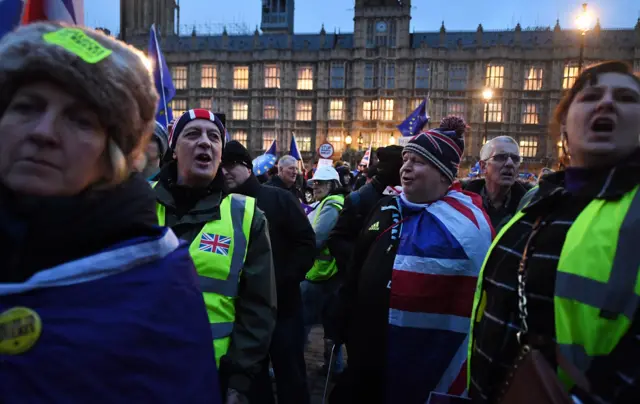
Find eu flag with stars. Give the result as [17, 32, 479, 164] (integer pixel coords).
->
[397, 98, 430, 137]
[148, 24, 175, 129]
[0, 0, 24, 40]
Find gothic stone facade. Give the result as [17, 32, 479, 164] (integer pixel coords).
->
[126, 0, 640, 172]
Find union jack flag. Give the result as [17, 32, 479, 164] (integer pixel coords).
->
[199, 233, 231, 255]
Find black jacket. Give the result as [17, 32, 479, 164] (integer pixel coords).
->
[327, 177, 387, 276]
[463, 178, 530, 230]
[266, 174, 303, 201]
[234, 174, 316, 317]
[329, 196, 400, 402]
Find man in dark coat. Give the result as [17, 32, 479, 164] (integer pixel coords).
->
[222, 141, 316, 404]
[463, 136, 532, 231]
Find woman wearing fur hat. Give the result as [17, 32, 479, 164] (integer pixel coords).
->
[152, 109, 277, 404]
[0, 23, 220, 403]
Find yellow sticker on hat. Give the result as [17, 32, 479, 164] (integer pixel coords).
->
[0, 306, 42, 355]
[43, 28, 112, 64]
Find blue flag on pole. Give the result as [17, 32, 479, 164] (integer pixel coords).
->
[266, 139, 277, 155]
[0, 0, 24, 40]
[397, 97, 430, 137]
[148, 24, 175, 129]
[289, 134, 302, 161]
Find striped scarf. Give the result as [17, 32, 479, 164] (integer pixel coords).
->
[386, 184, 493, 403]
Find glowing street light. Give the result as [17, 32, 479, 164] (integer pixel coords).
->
[345, 135, 353, 146]
[576, 3, 595, 72]
[482, 88, 493, 101]
[389, 134, 396, 145]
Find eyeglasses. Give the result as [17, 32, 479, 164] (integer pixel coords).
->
[488, 153, 521, 164]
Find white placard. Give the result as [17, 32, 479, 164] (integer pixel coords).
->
[317, 158, 333, 168]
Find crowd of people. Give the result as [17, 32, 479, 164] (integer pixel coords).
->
[2, 22, 639, 404]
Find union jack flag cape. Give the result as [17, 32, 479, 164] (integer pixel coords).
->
[386, 183, 493, 402]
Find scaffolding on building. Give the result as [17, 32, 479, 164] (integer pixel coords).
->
[179, 21, 252, 36]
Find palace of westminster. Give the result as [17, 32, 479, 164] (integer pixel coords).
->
[121, 0, 640, 172]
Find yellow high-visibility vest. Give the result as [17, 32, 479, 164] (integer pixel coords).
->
[305, 194, 344, 282]
[152, 182, 255, 366]
[468, 185, 640, 390]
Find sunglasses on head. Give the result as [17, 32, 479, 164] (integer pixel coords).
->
[488, 153, 521, 164]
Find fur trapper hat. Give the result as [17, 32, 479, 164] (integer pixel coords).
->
[0, 22, 158, 160]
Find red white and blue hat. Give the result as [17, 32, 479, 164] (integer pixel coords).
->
[168, 109, 226, 150]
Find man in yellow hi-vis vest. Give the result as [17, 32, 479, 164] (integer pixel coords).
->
[153, 109, 276, 404]
[301, 166, 349, 375]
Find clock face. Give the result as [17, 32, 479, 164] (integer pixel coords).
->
[376, 21, 387, 32]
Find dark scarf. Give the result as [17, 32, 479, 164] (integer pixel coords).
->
[0, 174, 159, 283]
[564, 148, 640, 195]
[156, 160, 227, 218]
[231, 174, 261, 199]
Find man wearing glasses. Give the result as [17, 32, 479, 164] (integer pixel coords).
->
[464, 136, 532, 231]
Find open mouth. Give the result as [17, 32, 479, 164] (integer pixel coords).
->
[591, 117, 615, 132]
[195, 153, 212, 163]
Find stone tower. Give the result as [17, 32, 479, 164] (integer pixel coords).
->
[125, 0, 177, 38]
[260, 0, 295, 34]
[354, 0, 411, 48]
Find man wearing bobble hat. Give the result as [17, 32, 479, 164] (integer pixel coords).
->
[328, 116, 493, 403]
[153, 109, 277, 404]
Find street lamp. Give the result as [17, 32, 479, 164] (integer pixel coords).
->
[357, 134, 363, 150]
[389, 134, 396, 145]
[576, 3, 595, 72]
[482, 88, 493, 144]
[345, 135, 353, 147]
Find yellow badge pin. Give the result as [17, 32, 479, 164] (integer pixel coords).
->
[43, 28, 112, 64]
[0, 306, 43, 355]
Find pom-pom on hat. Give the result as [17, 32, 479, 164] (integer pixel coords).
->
[403, 115, 467, 183]
[168, 109, 227, 150]
[0, 22, 158, 160]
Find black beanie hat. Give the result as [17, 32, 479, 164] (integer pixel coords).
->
[222, 140, 253, 170]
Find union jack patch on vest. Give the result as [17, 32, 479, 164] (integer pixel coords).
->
[199, 233, 231, 255]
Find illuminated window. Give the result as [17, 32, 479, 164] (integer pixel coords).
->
[232, 101, 248, 120]
[415, 62, 430, 89]
[264, 64, 280, 88]
[329, 99, 344, 120]
[172, 66, 187, 89]
[171, 99, 187, 118]
[524, 67, 543, 91]
[295, 101, 313, 121]
[412, 98, 423, 110]
[447, 101, 465, 120]
[379, 99, 394, 121]
[448, 63, 468, 90]
[328, 131, 345, 153]
[519, 136, 538, 158]
[297, 67, 313, 90]
[330, 62, 345, 89]
[487, 101, 502, 122]
[200, 64, 217, 88]
[297, 134, 311, 152]
[262, 131, 276, 151]
[485, 64, 504, 89]
[563, 64, 580, 89]
[232, 130, 248, 148]
[363, 99, 394, 121]
[370, 133, 385, 148]
[233, 66, 249, 89]
[263, 99, 278, 120]
[199, 98, 212, 110]
[522, 103, 539, 125]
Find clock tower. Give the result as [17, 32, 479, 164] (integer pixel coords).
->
[354, 0, 411, 49]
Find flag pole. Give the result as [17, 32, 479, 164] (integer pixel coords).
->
[152, 24, 170, 128]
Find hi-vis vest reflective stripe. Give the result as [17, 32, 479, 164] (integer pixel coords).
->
[305, 194, 345, 282]
[468, 185, 640, 390]
[151, 182, 255, 366]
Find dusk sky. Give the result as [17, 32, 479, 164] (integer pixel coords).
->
[85, 0, 637, 36]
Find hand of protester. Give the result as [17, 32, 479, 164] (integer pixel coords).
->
[226, 388, 249, 404]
